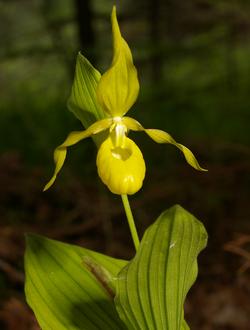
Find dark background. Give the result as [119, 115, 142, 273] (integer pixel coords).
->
[0, 0, 250, 329]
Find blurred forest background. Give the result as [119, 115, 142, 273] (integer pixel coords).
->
[0, 0, 250, 329]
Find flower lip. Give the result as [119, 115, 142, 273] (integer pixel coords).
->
[96, 136, 146, 195]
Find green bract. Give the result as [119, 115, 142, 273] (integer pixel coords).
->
[68, 52, 106, 129]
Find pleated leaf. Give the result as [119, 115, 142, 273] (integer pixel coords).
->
[115, 204, 208, 330]
[67, 52, 107, 129]
[25, 234, 127, 330]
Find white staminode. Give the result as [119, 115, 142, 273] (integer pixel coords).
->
[110, 116, 128, 147]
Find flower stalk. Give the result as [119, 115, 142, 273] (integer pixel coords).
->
[121, 194, 139, 251]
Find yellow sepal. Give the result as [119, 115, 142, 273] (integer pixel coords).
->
[43, 118, 112, 191]
[96, 136, 146, 195]
[96, 6, 139, 117]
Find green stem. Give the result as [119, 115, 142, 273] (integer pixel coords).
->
[121, 194, 140, 251]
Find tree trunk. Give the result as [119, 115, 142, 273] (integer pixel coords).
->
[148, 0, 162, 81]
[74, 0, 96, 64]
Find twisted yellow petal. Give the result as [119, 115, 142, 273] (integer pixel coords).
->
[96, 136, 145, 195]
[145, 129, 207, 171]
[96, 6, 139, 117]
[123, 116, 207, 171]
[44, 118, 112, 191]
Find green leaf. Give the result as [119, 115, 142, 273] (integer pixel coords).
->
[25, 234, 127, 330]
[67, 52, 107, 129]
[114, 204, 208, 330]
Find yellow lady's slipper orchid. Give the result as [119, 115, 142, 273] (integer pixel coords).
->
[44, 6, 207, 195]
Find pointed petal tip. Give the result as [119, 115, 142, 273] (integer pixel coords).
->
[111, 6, 117, 24]
[43, 177, 56, 192]
[42, 184, 49, 192]
[190, 162, 208, 172]
[111, 5, 120, 38]
[194, 161, 208, 172]
[186, 160, 208, 172]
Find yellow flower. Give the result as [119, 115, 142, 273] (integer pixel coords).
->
[44, 7, 206, 195]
